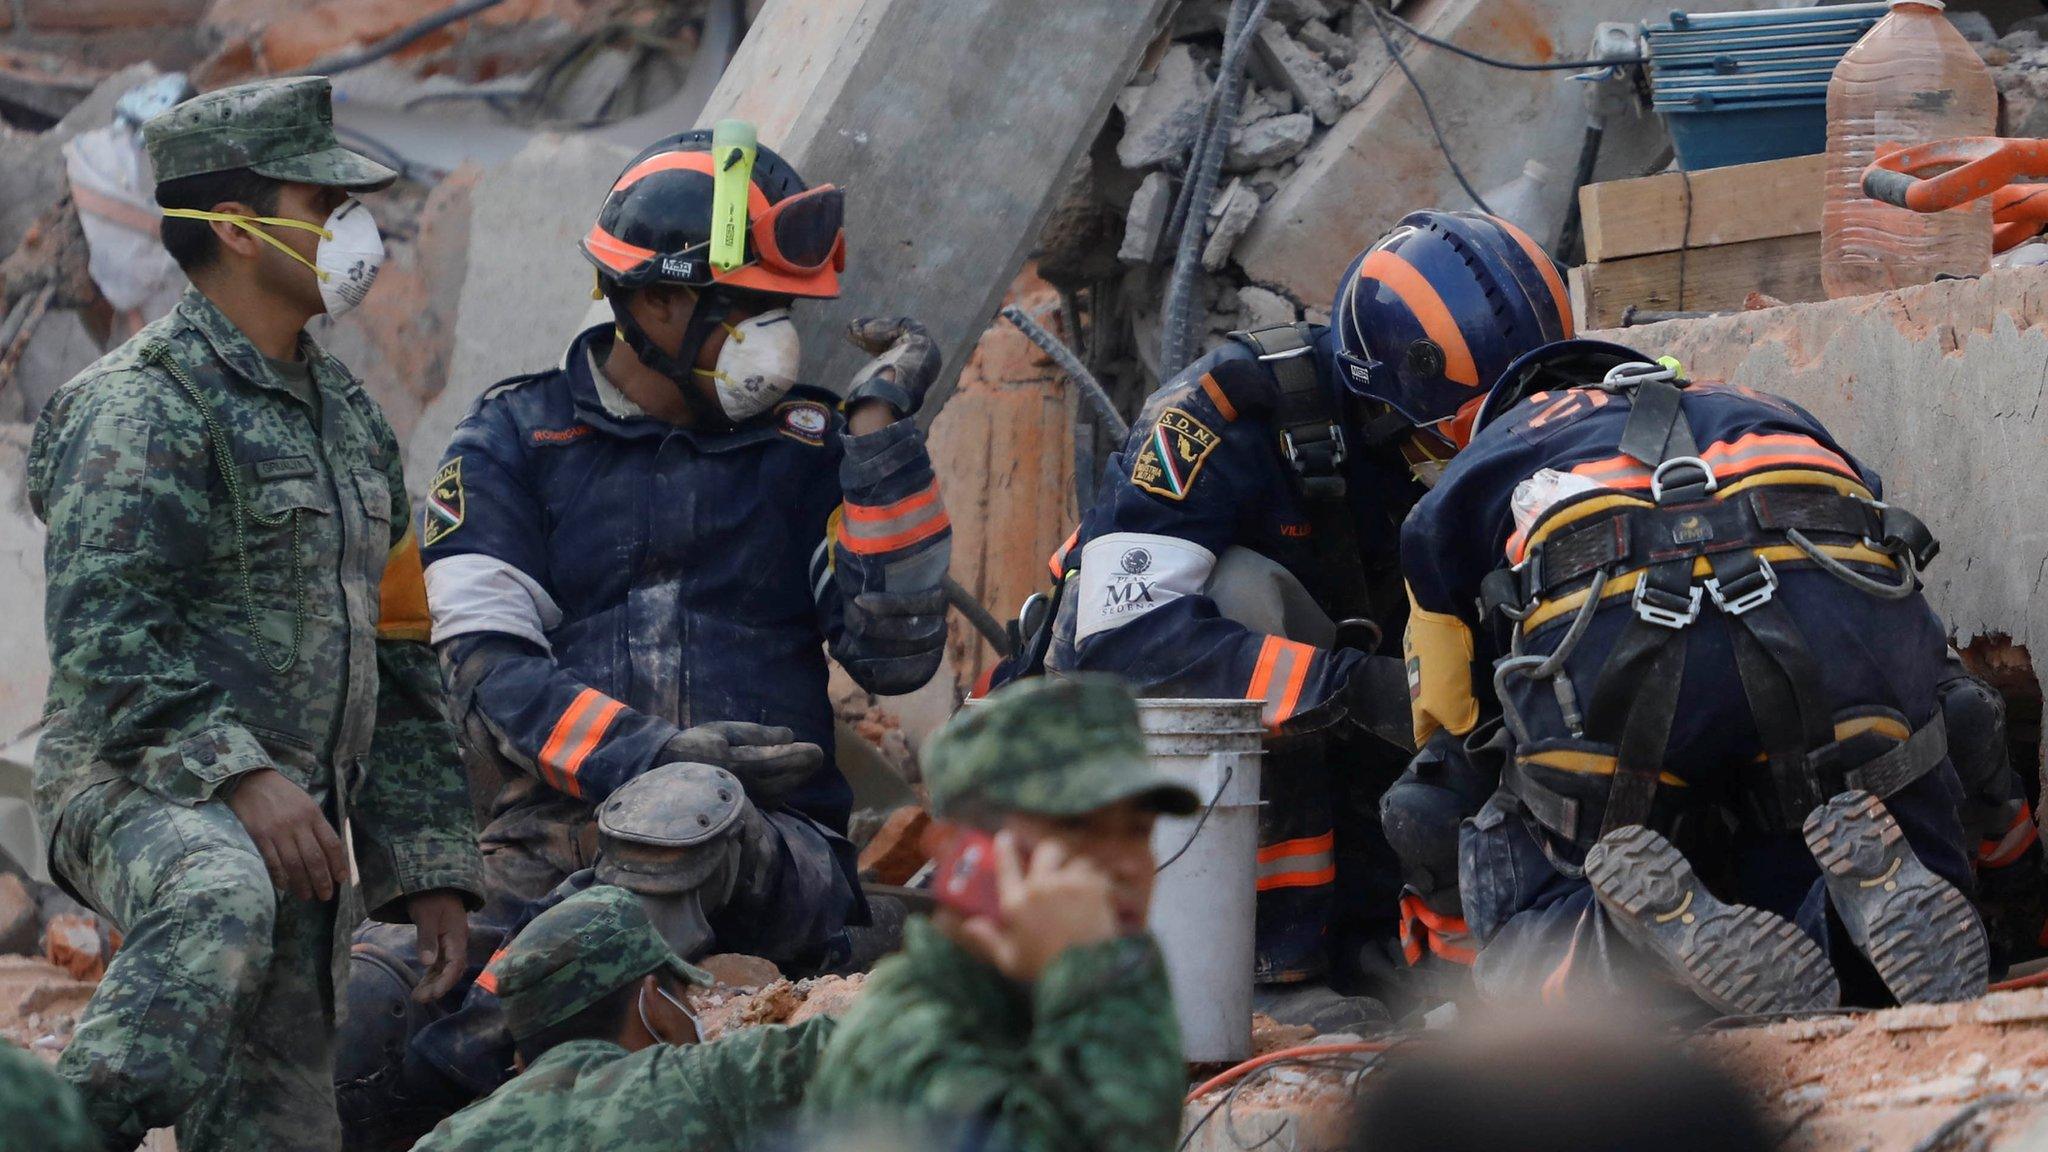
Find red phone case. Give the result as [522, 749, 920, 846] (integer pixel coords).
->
[932, 829, 1003, 921]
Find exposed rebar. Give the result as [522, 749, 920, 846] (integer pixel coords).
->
[1000, 304, 1129, 440]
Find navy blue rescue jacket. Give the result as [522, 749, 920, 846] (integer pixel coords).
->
[420, 324, 951, 839]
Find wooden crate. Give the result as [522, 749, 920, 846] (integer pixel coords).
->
[1572, 154, 1826, 329]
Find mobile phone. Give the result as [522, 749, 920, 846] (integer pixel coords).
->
[931, 828, 1003, 921]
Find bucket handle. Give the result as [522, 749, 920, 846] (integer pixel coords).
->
[1155, 759, 1235, 873]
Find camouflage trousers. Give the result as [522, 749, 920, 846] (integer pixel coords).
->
[51, 779, 340, 1152]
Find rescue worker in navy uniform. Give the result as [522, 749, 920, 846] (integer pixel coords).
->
[336, 127, 952, 1147]
[1399, 337, 1993, 1011]
[1037, 211, 1574, 1013]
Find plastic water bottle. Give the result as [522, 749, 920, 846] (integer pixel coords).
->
[1822, 0, 1995, 299]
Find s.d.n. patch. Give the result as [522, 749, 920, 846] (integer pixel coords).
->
[422, 457, 465, 547]
[1130, 407, 1220, 501]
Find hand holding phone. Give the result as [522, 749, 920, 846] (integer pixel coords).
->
[936, 829, 1119, 984]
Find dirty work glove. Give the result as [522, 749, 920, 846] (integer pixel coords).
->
[842, 316, 941, 418]
[660, 721, 823, 809]
[832, 588, 949, 694]
[1282, 655, 1414, 750]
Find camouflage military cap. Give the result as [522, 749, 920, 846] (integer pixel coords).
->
[144, 77, 397, 190]
[483, 885, 713, 1042]
[924, 675, 1200, 821]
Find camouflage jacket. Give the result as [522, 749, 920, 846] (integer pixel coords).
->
[804, 918, 1187, 1151]
[413, 1020, 835, 1152]
[28, 287, 482, 921]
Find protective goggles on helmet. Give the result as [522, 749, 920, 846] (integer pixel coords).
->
[582, 149, 845, 296]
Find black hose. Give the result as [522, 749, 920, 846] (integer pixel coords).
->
[303, 0, 511, 76]
[944, 577, 1015, 657]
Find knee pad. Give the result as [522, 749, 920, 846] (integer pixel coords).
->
[1940, 673, 2012, 802]
[335, 924, 432, 1091]
[1380, 732, 1501, 900]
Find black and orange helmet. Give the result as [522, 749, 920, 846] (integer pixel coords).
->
[581, 130, 845, 299]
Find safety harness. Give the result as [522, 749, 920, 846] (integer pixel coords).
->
[1482, 362, 1947, 849]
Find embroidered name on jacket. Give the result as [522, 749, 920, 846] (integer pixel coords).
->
[1131, 408, 1219, 501]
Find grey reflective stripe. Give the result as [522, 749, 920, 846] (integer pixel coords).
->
[810, 538, 833, 604]
[1255, 841, 1334, 883]
[424, 552, 563, 648]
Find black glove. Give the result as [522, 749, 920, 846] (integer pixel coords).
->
[831, 588, 948, 695]
[842, 317, 941, 418]
[1339, 655, 1415, 752]
[660, 721, 823, 808]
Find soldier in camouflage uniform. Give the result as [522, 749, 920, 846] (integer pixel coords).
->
[0, 1044, 99, 1152]
[28, 76, 484, 1151]
[412, 883, 833, 1152]
[803, 675, 1195, 1152]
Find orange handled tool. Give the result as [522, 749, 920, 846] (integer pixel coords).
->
[1863, 137, 2048, 251]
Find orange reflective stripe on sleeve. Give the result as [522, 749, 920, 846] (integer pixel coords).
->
[839, 481, 951, 556]
[1049, 525, 1081, 579]
[1256, 833, 1337, 891]
[376, 526, 433, 642]
[538, 688, 627, 798]
[1247, 635, 1316, 730]
[474, 947, 511, 994]
[1980, 804, 2040, 869]
[1199, 372, 1240, 422]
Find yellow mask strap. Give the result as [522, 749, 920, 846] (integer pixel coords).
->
[160, 208, 334, 280]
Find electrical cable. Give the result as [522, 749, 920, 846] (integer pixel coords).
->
[1177, 1051, 1383, 1152]
[1184, 1042, 1393, 1105]
[1989, 966, 2048, 993]
[943, 577, 1015, 657]
[1365, 6, 1492, 214]
[1373, 7, 1649, 72]
[303, 0, 511, 76]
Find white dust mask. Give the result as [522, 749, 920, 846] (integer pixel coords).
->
[693, 308, 800, 421]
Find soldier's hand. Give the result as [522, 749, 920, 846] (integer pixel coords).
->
[226, 768, 351, 902]
[841, 316, 941, 418]
[661, 722, 824, 808]
[948, 831, 1118, 984]
[407, 890, 470, 1002]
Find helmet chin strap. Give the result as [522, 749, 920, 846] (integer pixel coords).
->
[605, 283, 735, 426]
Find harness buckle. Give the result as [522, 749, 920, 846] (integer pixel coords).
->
[1280, 424, 1348, 473]
[1256, 342, 1315, 362]
[1631, 578, 1702, 629]
[1650, 456, 1717, 501]
[1705, 554, 1779, 616]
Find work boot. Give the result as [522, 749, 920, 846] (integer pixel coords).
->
[1252, 982, 1393, 1035]
[1587, 825, 1840, 1016]
[1804, 790, 1989, 1004]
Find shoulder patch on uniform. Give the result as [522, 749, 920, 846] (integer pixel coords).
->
[422, 457, 465, 547]
[776, 400, 831, 446]
[1131, 407, 1220, 501]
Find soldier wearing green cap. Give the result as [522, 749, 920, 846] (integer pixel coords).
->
[28, 75, 482, 1151]
[803, 674, 1192, 1152]
[0, 1044, 98, 1152]
[413, 883, 836, 1152]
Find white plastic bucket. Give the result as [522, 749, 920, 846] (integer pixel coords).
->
[1139, 698, 1264, 1063]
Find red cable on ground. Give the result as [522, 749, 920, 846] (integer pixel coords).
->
[1183, 1042, 1393, 1105]
[1989, 968, 2048, 994]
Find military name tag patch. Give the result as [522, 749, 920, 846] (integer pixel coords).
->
[252, 454, 316, 480]
[777, 400, 831, 446]
[1131, 408, 1220, 501]
[422, 457, 465, 547]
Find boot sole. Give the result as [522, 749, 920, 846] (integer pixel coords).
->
[1588, 825, 1839, 1016]
[1804, 790, 1989, 1004]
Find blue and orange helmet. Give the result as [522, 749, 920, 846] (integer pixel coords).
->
[1331, 210, 1572, 442]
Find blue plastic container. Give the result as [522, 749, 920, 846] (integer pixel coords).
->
[1657, 94, 1829, 171]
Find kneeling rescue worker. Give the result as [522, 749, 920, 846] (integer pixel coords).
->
[338, 123, 953, 1144]
[1023, 210, 1572, 1013]
[1401, 336, 1991, 1011]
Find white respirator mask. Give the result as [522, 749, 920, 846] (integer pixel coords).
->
[692, 308, 800, 421]
[161, 196, 387, 317]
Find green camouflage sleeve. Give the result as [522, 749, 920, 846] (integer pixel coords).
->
[351, 421, 484, 919]
[29, 370, 273, 804]
[804, 918, 1186, 1152]
[596, 1019, 837, 1150]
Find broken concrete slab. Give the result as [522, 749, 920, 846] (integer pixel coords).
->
[1202, 178, 1260, 272]
[1239, 0, 1766, 305]
[401, 134, 634, 492]
[1115, 44, 1215, 171]
[1296, 18, 1352, 66]
[1265, 0, 1332, 28]
[1228, 111, 1313, 171]
[1251, 20, 1340, 126]
[702, 0, 1178, 420]
[1238, 284, 1295, 329]
[1120, 170, 1174, 265]
[1587, 267, 2048, 704]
